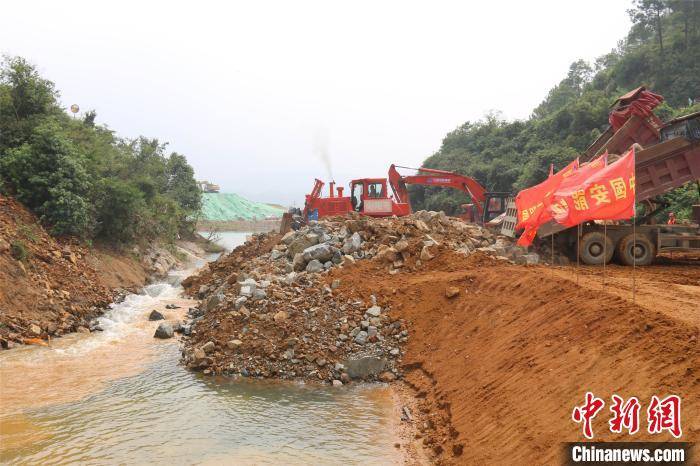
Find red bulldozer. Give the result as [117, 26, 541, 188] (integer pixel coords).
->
[302, 164, 510, 225]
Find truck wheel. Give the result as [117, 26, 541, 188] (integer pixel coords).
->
[616, 233, 656, 266]
[579, 231, 614, 265]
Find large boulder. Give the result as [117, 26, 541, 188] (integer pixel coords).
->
[375, 246, 398, 263]
[149, 310, 165, 321]
[343, 356, 387, 379]
[342, 232, 362, 254]
[287, 233, 320, 257]
[302, 243, 335, 263]
[420, 245, 435, 261]
[292, 253, 307, 272]
[280, 230, 297, 245]
[394, 239, 409, 253]
[306, 259, 324, 273]
[205, 292, 225, 311]
[154, 322, 174, 339]
[239, 278, 257, 298]
[252, 288, 267, 301]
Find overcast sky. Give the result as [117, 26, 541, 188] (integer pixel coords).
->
[2, 0, 631, 205]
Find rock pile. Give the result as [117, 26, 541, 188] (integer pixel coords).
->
[180, 211, 521, 384]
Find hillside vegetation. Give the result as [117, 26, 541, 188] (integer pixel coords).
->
[0, 56, 201, 245]
[412, 0, 700, 220]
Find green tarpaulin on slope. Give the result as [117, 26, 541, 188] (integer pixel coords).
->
[201, 193, 285, 221]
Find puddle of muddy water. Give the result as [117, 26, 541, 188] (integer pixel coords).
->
[0, 232, 399, 465]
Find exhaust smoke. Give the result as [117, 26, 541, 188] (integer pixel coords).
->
[313, 128, 333, 181]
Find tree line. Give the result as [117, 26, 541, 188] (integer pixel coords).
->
[411, 0, 700, 220]
[0, 56, 202, 245]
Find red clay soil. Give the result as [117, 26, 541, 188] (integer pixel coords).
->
[328, 249, 699, 465]
[0, 196, 146, 346]
[552, 254, 700, 328]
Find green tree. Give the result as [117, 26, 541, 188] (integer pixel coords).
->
[0, 119, 90, 235]
[417, 3, 699, 218]
[92, 178, 146, 244]
[0, 55, 60, 152]
[628, 0, 668, 56]
[0, 56, 203, 245]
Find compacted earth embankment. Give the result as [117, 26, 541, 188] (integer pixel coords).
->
[180, 212, 699, 464]
[332, 250, 699, 463]
[0, 195, 185, 348]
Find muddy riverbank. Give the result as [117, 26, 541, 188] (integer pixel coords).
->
[0, 232, 405, 465]
[0, 195, 205, 348]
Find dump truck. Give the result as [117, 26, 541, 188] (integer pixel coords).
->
[503, 87, 700, 265]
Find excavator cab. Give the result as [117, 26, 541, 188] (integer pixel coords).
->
[483, 192, 511, 223]
[460, 192, 510, 224]
[349, 178, 394, 216]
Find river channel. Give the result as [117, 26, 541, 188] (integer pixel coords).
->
[0, 232, 399, 465]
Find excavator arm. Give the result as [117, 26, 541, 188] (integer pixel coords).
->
[388, 164, 488, 218]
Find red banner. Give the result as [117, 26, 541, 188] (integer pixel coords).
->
[515, 159, 579, 246]
[549, 148, 635, 227]
[515, 158, 579, 230]
[516, 226, 539, 247]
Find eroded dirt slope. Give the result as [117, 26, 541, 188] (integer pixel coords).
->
[0, 196, 150, 347]
[328, 251, 699, 464]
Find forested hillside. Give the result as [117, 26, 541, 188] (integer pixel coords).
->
[0, 56, 201, 245]
[412, 0, 700, 219]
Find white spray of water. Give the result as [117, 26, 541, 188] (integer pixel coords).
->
[54, 282, 181, 356]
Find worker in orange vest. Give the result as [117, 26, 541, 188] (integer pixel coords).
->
[667, 212, 677, 225]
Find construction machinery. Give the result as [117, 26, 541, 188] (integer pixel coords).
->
[303, 165, 510, 225]
[503, 87, 700, 265]
[197, 180, 220, 193]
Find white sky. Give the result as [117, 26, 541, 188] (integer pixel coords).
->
[1, 0, 631, 205]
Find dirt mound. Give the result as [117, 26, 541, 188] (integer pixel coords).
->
[178, 211, 522, 383]
[327, 249, 699, 464]
[0, 196, 115, 347]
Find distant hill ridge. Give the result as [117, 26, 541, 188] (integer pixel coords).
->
[201, 193, 285, 221]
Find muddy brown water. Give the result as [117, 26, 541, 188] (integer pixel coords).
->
[0, 233, 399, 464]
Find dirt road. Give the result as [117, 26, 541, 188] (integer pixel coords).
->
[551, 254, 700, 327]
[329, 250, 699, 464]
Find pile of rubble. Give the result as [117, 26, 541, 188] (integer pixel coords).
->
[180, 211, 527, 384]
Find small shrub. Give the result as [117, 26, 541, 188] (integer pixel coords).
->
[10, 241, 29, 262]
